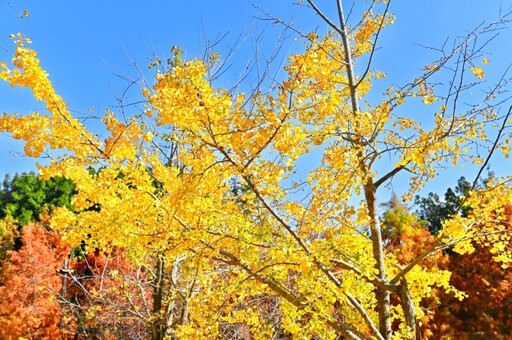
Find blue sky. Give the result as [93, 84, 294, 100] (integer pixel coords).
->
[1, 0, 511, 195]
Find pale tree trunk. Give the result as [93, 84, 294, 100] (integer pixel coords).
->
[398, 278, 418, 338]
[164, 256, 189, 340]
[59, 259, 69, 340]
[329, 0, 393, 336]
[363, 180, 392, 339]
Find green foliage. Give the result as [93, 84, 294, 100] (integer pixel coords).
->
[0, 172, 75, 226]
[382, 194, 419, 238]
[414, 177, 472, 234]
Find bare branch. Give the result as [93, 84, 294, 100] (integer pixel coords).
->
[345, 292, 384, 340]
[470, 105, 511, 192]
[305, 0, 344, 36]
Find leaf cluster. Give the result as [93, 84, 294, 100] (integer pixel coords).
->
[414, 177, 472, 234]
[0, 172, 75, 226]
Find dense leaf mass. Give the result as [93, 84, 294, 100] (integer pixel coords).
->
[0, 173, 74, 226]
[415, 177, 472, 235]
[384, 193, 512, 338]
[1, 1, 512, 339]
[0, 223, 70, 338]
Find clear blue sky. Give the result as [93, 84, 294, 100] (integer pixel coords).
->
[1, 0, 511, 195]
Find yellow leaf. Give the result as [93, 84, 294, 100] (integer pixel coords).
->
[482, 58, 490, 64]
[472, 156, 484, 164]
[306, 32, 318, 40]
[502, 144, 510, 156]
[300, 259, 310, 273]
[375, 71, 386, 80]
[469, 67, 484, 79]
[422, 94, 437, 105]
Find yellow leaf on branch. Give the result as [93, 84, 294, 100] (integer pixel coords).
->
[469, 66, 485, 79]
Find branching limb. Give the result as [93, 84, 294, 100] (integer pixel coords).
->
[330, 258, 396, 293]
[345, 292, 384, 340]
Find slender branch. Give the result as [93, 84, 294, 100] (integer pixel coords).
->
[305, 0, 344, 36]
[345, 292, 384, 340]
[450, 105, 512, 217]
[354, 0, 392, 89]
[389, 241, 444, 285]
[470, 105, 511, 192]
[215, 248, 367, 339]
[335, 0, 360, 115]
[374, 165, 405, 189]
[391, 224, 512, 285]
[330, 258, 396, 292]
[242, 174, 343, 288]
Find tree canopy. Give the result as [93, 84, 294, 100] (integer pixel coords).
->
[0, 172, 74, 226]
[1, 1, 512, 339]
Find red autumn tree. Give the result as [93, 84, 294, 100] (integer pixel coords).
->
[424, 243, 512, 339]
[0, 219, 163, 339]
[422, 203, 512, 339]
[63, 250, 154, 339]
[0, 223, 72, 339]
[384, 195, 512, 338]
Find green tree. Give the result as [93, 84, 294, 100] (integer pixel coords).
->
[415, 177, 472, 234]
[0, 172, 75, 226]
[0, 173, 75, 267]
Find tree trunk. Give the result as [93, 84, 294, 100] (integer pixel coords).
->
[364, 179, 392, 339]
[152, 256, 165, 340]
[59, 259, 68, 340]
[398, 278, 418, 338]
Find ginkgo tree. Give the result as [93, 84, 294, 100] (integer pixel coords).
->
[1, 0, 512, 339]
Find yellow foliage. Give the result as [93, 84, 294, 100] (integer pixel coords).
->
[469, 66, 485, 79]
[1, 2, 511, 338]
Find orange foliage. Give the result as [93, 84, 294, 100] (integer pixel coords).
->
[421, 244, 512, 339]
[0, 223, 71, 339]
[421, 203, 512, 339]
[385, 201, 512, 338]
[0, 221, 160, 338]
[65, 250, 153, 339]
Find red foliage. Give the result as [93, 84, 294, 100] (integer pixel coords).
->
[385, 200, 512, 338]
[0, 223, 72, 339]
[64, 250, 154, 339]
[0, 221, 155, 339]
[422, 204, 512, 339]
[429, 245, 512, 339]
